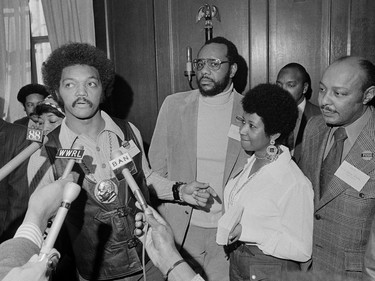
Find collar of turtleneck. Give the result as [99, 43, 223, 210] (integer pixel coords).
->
[199, 83, 234, 105]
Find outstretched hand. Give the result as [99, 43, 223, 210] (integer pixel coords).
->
[134, 205, 182, 275]
[180, 181, 217, 208]
[25, 175, 74, 232]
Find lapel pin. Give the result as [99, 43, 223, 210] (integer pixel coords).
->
[361, 151, 373, 161]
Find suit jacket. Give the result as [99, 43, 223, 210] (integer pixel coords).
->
[299, 112, 375, 280]
[13, 116, 29, 127]
[364, 216, 375, 281]
[293, 101, 320, 163]
[0, 119, 29, 243]
[0, 237, 39, 279]
[148, 89, 248, 247]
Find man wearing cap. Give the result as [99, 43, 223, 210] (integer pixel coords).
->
[14, 84, 49, 128]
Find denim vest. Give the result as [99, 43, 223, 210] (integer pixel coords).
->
[44, 118, 150, 280]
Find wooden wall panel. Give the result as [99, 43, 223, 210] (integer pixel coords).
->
[164, 0, 250, 97]
[95, 0, 375, 144]
[106, 0, 158, 144]
[350, 0, 375, 63]
[249, 0, 269, 88]
[268, 0, 325, 105]
[330, 0, 351, 61]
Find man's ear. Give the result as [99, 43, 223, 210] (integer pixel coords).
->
[363, 86, 375, 104]
[229, 63, 238, 79]
[303, 82, 309, 94]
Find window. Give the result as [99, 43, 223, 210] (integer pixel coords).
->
[29, 0, 51, 84]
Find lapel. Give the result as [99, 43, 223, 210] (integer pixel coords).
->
[0, 120, 10, 166]
[0, 132, 5, 167]
[180, 91, 199, 178]
[306, 118, 330, 205]
[316, 112, 375, 211]
[223, 91, 245, 186]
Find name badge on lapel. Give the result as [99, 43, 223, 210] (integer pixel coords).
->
[119, 139, 140, 158]
[334, 161, 370, 192]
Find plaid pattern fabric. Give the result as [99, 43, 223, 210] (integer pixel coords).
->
[299, 114, 375, 280]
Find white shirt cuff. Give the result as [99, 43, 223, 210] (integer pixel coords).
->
[14, 222, 43, 248]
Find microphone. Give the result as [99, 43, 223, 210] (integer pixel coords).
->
[184, 46, 195, 82]
[39, 182, 81, 259]
[55, 144, 85, 179]
[109, 150, 148, 211]
[0, 135, 48, 182]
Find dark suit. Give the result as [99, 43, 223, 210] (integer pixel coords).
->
[293, 101, 320, 163]
[13, 116, 29, 127]
[0, 119, 30, 242]
[300, 113, 375, 280]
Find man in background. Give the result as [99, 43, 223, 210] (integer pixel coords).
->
[276, 63, 320, 163]
[0, 119, 29, 243]
[148, 36, 248, 281]
[14, 83, 49, 128]
[300, 56, 375, 280]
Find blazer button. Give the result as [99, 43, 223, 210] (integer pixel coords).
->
[359, 193, 365, 198]
[315, 214, 321, 220]
[185, 210, 189, 214]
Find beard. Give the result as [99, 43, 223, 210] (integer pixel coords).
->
[197, 71, 231, 97]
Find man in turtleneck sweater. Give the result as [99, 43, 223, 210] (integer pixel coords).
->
[149, 37, 248, 281]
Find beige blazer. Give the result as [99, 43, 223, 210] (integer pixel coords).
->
[148, 89, 248, 247]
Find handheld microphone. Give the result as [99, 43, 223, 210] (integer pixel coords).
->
[110, 150, 148, 211]
[39, 182, 81, 259]
[0, 135, 48, 182]
[55, 144, 84, 179]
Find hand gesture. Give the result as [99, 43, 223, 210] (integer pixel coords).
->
[135, 205, 181, 275]
[180, 181, 218, 208]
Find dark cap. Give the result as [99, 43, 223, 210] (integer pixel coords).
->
[17, 83, 49, 104]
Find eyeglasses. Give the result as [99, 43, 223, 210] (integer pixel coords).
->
[192, 58, 230, 71]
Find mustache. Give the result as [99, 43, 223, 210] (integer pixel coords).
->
[199, 76, 214, 83]
[72, 97, 93, 108]
[320, 105, 336, 113]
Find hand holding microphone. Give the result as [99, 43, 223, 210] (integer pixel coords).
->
[39, 182, 81, 259]
[110, 150, 148, 211]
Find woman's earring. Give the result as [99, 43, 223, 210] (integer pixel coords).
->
[266, 139, 278, 160]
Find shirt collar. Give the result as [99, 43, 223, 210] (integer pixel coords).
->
[59, 111, 124, 148]
[297, 98, 306, 113]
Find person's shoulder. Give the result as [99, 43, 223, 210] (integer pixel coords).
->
[233, 88, 244, 99]
[165, 89, 200, 102]
[305, 101, 321, 116]
[305, 114, 325, 133]
[1, 119, 27, 137]
[13, 116, 29, 126]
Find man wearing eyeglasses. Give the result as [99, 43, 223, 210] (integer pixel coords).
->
[148, 37, 248, 281]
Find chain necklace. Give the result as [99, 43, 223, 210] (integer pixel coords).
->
[254, 148, 280, 161]
[79, 131, 113, 183]
[78, 131, 119, 204]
